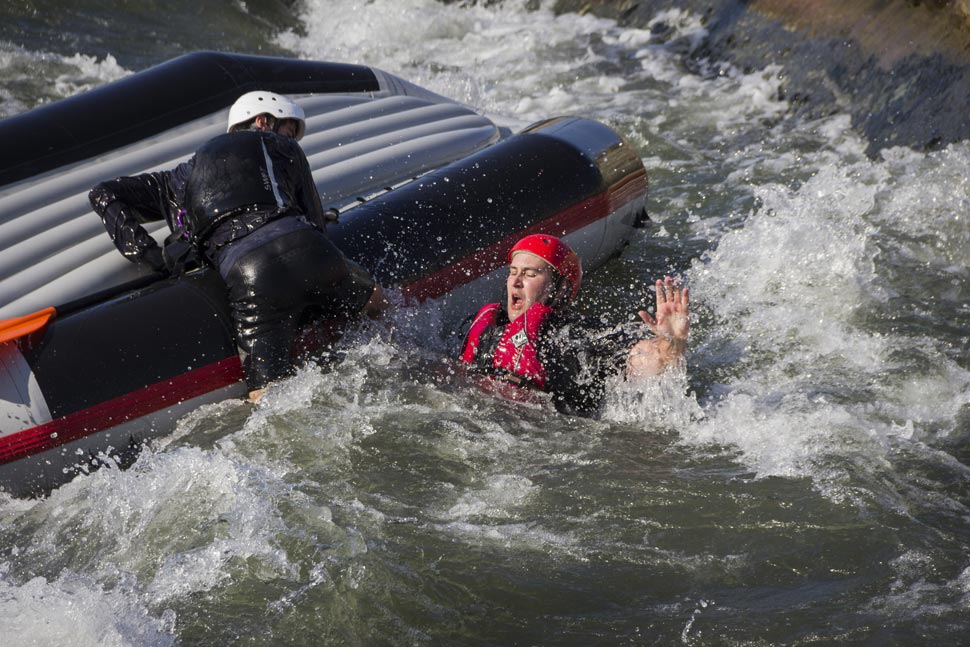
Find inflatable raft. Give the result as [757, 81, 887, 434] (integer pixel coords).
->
[0, 52, 648, 497]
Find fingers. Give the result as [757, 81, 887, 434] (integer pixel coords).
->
[637, 309, 660, 337]
[654, 276, 688, 306]
[643, 276, 688, 327]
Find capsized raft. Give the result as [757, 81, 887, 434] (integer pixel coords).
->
[0, 52, 648, 497]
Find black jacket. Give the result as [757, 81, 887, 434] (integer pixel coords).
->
[88, 130, 329, 272]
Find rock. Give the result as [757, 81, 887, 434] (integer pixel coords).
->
[555, 0, 970, 156]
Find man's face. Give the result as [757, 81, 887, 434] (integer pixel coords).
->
[275, 118, 301, 139]
[254, 115, 300, 139]
[506, 252, 555, 321]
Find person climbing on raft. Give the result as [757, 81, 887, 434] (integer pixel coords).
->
[89, 90, 387, 403]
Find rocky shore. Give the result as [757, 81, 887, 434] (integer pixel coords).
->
[554, 0, 970, 156]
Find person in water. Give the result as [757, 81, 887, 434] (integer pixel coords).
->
[89, 90, 386, 402]
[458, 234, 689, 415]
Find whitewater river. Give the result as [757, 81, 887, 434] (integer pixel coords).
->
[2, 1, 969, 644]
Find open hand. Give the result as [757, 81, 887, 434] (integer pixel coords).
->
[638, 276, 689, 344]
[626, 277, 690, 378]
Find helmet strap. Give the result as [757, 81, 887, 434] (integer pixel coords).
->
[543, 271, 569, 309]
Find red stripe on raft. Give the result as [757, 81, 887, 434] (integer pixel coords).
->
[402, 178, 647, 302]
[609, 168, 648, 211]
[0, 356, 243, 465]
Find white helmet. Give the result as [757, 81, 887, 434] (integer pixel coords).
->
[227, 90, 306, 140]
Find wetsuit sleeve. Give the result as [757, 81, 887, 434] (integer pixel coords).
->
[88, 171, 179, 272]
[540, 317, 630, 416]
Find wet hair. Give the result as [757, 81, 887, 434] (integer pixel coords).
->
[229, 114, 269, 133]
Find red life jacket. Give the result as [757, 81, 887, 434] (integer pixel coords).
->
[460, 301, 555, 390]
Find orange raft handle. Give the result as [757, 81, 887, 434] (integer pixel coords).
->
[0, 307, 57, 345]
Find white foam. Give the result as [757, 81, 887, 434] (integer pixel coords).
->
[864, 550, 970, 621]
[603, 367, 704, 428]
[681, 126, 970, 481]
[279, 0, 780, 131]
[0, 43, 130, 117]
[875, 142, 970, 271]
[443, 473, 536, 520]
[53, 53, 130, 97]
[7, 445, 297, 608]
[0, 572, 175, 647]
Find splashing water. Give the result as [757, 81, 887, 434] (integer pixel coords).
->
[1, 0, 970, 644]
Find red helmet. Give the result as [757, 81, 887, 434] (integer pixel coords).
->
[508, 234, 583, 305]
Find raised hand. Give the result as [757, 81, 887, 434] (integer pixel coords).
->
[637, 276, 689, 344]
[627, 276, 689, 378]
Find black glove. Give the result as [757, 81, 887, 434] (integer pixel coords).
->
[162, 234, 203, 275]
[141, 246, 168, 275]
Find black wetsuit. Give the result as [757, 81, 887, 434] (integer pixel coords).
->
[89, 129, 376, 390]
[457, 307, 633, 416]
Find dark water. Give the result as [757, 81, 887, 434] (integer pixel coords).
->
[2, 1, 970, 645]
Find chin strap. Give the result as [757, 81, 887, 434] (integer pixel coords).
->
[545, 272, 571, 309]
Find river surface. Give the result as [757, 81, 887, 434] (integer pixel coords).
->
[2, 1, 970, 645]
